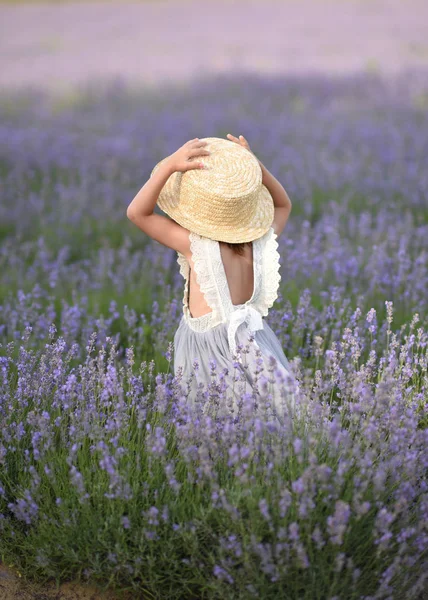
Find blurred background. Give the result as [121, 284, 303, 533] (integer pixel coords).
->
[1, 0, 428, 92]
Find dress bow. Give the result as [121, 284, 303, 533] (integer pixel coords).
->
[227, 305, 264, 362]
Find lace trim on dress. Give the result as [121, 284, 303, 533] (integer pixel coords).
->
[190, 232, 225, 324]
[176, 251, 189, 312]
[256, 227, 281, 316]
[175, 233, 228, 332]
[176, 250, 213, 331]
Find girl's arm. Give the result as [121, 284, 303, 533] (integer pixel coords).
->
[126, 160, 193, 255]
[127, 159, 175, 218]
[258, 160, 292, 237]
[126, 139, 209, 255]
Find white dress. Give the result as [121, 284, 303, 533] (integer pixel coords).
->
[173, 226, 299, 421]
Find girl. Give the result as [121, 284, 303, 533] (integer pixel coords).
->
[127, 134, 299, 420]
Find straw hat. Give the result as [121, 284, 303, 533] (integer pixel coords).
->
[150, 137, 274, 244]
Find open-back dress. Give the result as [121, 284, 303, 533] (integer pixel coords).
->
[173, 226, 299, 420]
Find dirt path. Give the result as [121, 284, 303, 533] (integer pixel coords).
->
[2, 560, 427, 599]
[0, 562, 134, 600]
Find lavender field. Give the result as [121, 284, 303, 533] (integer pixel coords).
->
[0, 1, 428, 599]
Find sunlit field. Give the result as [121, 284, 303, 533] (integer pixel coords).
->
[0, 69, 427, 598]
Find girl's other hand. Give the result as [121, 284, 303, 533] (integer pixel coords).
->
[227, 133, 265, 175]
[167, 138, 210, 173]
[226, 133, 253, 154]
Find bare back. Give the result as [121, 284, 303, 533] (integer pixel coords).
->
[185, 242, 255, 318]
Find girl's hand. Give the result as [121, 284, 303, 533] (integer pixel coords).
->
[226, 133, 253, 154]
[227, 133, 264, 172]
[166, 138, 210, 173]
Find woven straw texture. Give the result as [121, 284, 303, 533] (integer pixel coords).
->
[150, 137, 274, 243]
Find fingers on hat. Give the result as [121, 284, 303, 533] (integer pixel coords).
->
[189, 148, 210, 157]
